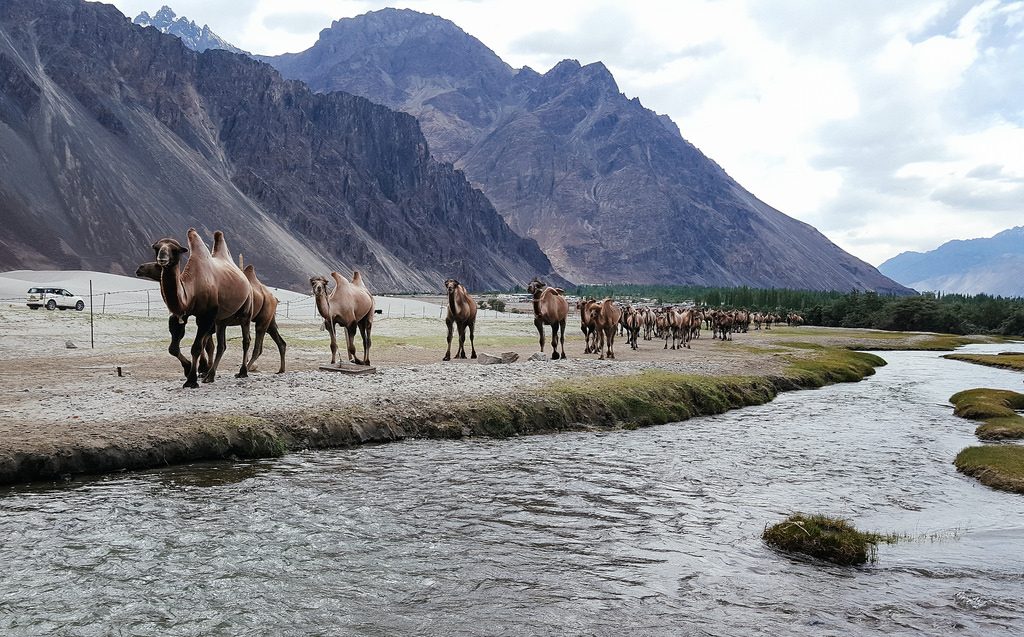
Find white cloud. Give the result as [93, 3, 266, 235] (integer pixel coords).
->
[110, 0, 1024, 265]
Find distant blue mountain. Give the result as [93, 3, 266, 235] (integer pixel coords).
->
[879, 227, 1024, 296]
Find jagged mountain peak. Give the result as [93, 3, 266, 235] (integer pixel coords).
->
[133, 5, 244, 55]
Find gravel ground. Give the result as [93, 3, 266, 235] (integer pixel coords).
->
[0, 303, 967, 455]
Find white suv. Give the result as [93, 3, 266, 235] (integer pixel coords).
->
[27, 287, 85, 311]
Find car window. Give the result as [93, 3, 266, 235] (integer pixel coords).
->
[64, 291, 73, 296]
[28, 288, 41, 293]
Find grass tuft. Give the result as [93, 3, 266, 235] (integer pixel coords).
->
[763, 513, 901, 565]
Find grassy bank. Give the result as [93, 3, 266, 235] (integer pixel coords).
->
[948, 387, 1024, 494]
[944, 352, 1024, 372]
[949, 388, 1024, 440]
[0, 347, 884, 485]
[954, 447, 1024, 494]
[763, 514, 900, 565]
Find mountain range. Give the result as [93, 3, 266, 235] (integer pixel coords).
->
[0, 0, 556, 291]
[263, 8, 909, 293]
[879, 227, 1024, 297]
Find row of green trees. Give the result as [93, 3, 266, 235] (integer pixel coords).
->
[567, 285, 1024, 336]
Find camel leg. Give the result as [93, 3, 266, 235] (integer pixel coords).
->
[535, 318, 546, 353]
[200, 337, 214, 376]
[235, 318, 251, 379]
[360, 318, 372, 366]
[204, 323, 228, 383]
[443, 317, 454, 361]
[468, 320, 476, 359]
[597, 327, 606, 360]
[549, 323, 560, 360]
[326, 320, 339, 365]
[185, 314, 215, 389]
[559, 319, 567, 359]
[345, 323, 361, 365]
[456, 323, 467, 359]
[609, 328, 616, 359]
[167, 315, 191, 377]
[267, 321, 287, 373]
[248, 325, 267, 372]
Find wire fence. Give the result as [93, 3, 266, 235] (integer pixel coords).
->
[2, 289, 541, 322]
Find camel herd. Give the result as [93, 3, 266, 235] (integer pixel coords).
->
[137, 230, 803, 388]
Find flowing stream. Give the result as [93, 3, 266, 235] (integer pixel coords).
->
[2, 344, 1024, 636]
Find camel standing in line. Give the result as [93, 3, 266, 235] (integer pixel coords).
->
[576, 298, 598, 353]
[238, 255, 287, 374]
[152, 229, 253, 388]
[527, 277, 568, 360]
[136, 261, 213, 377]
[311, 271, 374, 365]
[589, 299, 622, 360]
[443, 278, 477, 361]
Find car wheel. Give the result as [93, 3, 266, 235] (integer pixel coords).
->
[76, 301, 85, 311]
[29, 305, 39, 310]
[46, 300, 56, 310]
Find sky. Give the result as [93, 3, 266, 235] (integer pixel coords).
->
[109, 0, 1024, 266]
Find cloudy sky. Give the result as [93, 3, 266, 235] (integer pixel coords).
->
[109, 0, 1024, 266]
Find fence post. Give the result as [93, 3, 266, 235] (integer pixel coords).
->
[102, 292, 106, 314]
[147, 290, 150, 318]
[89, 280, 94, 349]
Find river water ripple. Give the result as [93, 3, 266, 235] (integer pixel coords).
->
[2, 345, 1024, 636]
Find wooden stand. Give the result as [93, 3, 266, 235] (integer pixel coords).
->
[319, 363, 377, 375]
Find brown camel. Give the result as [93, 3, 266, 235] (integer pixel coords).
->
[238, 255, 287, 374]
[151, 229, 253, 388]
[577, 298, 598, 353]
[136, 261, 213, 377]
[527, 277, 568, 360]
[311, 271, 374, 365]
[588, 298, 622, 360]
[443, 278, 477, 361]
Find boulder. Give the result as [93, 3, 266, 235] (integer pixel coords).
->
[65, 340, 77, 349]
[478, 351, 519, 364]
[527, 352, 547, 362]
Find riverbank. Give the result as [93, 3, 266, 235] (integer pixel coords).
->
[0, 305, 997, 485]
[944, 352, 1024, 372]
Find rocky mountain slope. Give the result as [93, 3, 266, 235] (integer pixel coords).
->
[265, 8, 909, 293]
[134, 5, 244, 54]
[879, 227, 1024, 296]
[0, 0, 557, 291]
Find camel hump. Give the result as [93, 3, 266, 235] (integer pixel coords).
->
[351, 270, 367, 288]
[185, 228, 211, 260]
[211, 231, 233, 261]
[243, 264, 257, 282]
[553, 288, 565, 296]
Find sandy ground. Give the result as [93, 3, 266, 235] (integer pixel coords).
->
[0, 298, 958, 451]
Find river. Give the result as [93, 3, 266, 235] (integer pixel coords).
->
[2, 345, 1023, 636]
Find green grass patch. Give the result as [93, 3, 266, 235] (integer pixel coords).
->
[949, 388, 1024, 440]
[944, 353, 1024, 372]
[954, 446, 1024, 494]
[785, 349, 885, 386]
[763, 514, 901, 565]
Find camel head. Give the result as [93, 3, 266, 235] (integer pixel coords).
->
[527, 278, 545, 296]
[135, 261, 162, 282]
[310, 275, 331, 298]
[152, 238, 188, 268]
[444, 278, 460, 294]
